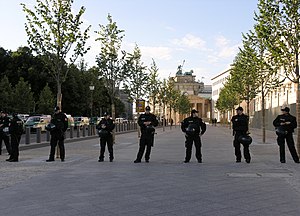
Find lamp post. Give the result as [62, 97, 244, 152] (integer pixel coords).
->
[89, 84, 95, 117]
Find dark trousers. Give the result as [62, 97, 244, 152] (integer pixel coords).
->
[99, 135, 113, 160]
[233, 133, 251, 162]
[0, 134, 11, 155]
[185, 135, 202, 162]
[136, 134, 154, 161]
[277, 133, 299, 162]
[49, 134, 65, 160]
[10, 134, 21, 160]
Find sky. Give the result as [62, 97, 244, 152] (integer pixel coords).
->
[0, 0, 259, 84]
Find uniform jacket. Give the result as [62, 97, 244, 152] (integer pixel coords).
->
[273, 113, 297, 133]
[231, 114, 249, 134]
[50, 112, 68, 135]
[0, 116, 10, 135]
[181, 116, 206, 135]
[97, 118, 115, 134]
[9, 116, 23, 136]
[138, 113, 158, 134]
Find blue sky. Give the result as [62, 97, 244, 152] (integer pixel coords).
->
[0, 0, 259, 84]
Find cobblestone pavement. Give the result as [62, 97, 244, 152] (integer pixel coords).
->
[0, 125, 300, 216]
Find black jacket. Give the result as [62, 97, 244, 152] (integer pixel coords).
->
[181, 116, 206, 135]
[50, 112, 68, 135]
[273, 113, 297, 133]
[231, 114, 249, 134]
[9, 116, 23, 136]
[138, 113, 158, 134]
[97, 118, 115, 134]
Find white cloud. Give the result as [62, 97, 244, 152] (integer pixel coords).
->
[171, 34, 207, 50]
[214, 35, 241, 59]
[140, 45, 173, 61]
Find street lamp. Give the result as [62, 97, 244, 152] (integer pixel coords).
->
[89, 83, 95, 117]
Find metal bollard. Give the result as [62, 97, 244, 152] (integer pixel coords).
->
[70, 126, 74, 139]
[25, 127, 30, 144]
[88, 125, 91, 136]
[77, 127, 80, 138]
[36, 127, 41, 143]
[46, 130, 50, 141]
[82, 125, 86, 137]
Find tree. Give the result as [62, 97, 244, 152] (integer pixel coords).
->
[0, 76, 13, 112]
[123, 44, 149, 110]
[231, 44, 260, 115]
[255, 0, 300, 152]
[12, 77, 34, 113]
[245, 30, 282, 143]
[37, 83, 55, 114]
[147, 59, 161, 113]
[22, 0, 91, 108]
[176, 94, 191, 120]
[95, 14, 126, 120]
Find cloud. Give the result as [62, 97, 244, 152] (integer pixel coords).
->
[171, 34, 207, 50]
[214, 35, 241, 59]
[140, 45, 173, 61]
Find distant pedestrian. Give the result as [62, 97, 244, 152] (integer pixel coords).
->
[214, 118, 217, 126]
[7, 113, 24, 162]
[97, 112, 115, 162]
[181, 109, 206, 163]
[231, 107, 251, 163]
[46, 106, 68, 162]
[134, 106, 158, 163]
[0, 111, 11, 156]
[273, 106, 299, 163]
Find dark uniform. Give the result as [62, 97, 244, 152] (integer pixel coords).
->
[47, 107, 68, 162]
[181, 110, 206, 163]
[231, 107, 250, 163]
[273, 107, 299, 163]
[7, 114, 23, 162]
[134, 106, 158, 163]
[97, 114, 115, 162]
[0, 112, 11, 155]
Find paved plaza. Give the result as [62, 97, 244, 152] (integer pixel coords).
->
[0, 125, 300, 216]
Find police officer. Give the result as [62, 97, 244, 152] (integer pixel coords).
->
[134, 106, 158, 163]
[7, 113, 23, 162]
[46, 106, 68, 162]
[231, 106, 251, 163]
[181, 109, 206, 163]
[273, 106, 299, 163]
[97, 112, 115, 162]
[0, 111, 11, 155]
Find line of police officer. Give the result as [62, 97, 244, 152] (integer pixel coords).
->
[2, 105, 300, 164]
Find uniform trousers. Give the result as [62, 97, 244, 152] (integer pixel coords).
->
[136, 134, 154, 161]
[277, 133, 299, 162]
[49, 133, 65, 160]
[185, 134, 202, 162]
[10, 134, 21, 160]
[0, 133, 11, 155]
[233, 132, 251, 162]
[99, 135, 113, 160]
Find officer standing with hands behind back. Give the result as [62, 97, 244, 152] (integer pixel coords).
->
[181, 109, 206, 163]
[134, 106, 158, 163]
[46, 106, 68, 162]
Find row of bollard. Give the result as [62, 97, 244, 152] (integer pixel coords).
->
[24, 122, 138, 145]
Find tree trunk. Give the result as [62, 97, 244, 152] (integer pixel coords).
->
[56, 82, 62, 108]
[262, 92, 266, 143]
[296, 82, 300, 154]
[111, 102, 116, 144]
